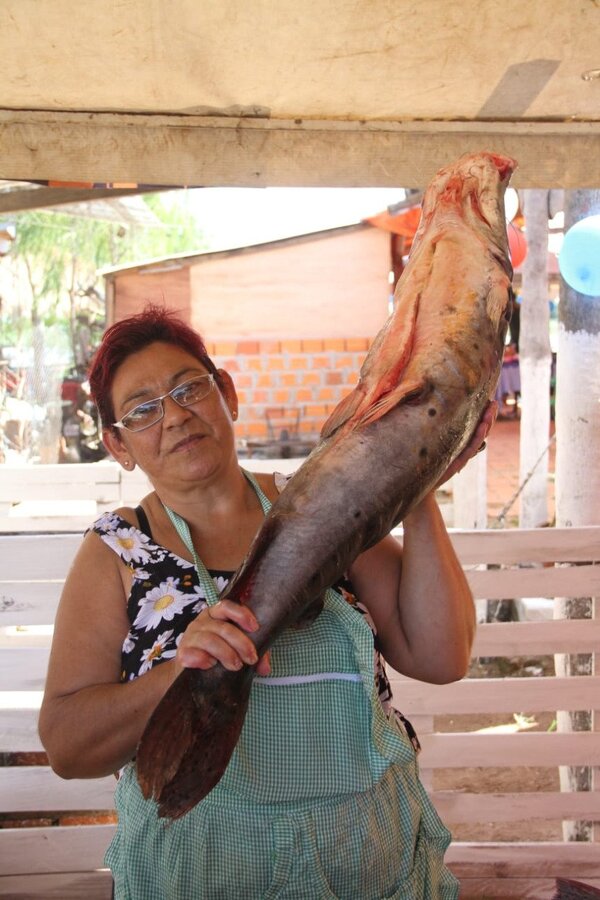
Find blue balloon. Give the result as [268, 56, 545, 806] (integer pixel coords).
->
[558, 214, 600, 297]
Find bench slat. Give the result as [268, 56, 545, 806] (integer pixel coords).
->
[456, 879, 600, 899]
[465, 562, 600, 599]
[446, 840, 600, 875]
[420, 731, 600, 768]
[0, 534, 82, 580]
[0, 583, 61, 626]
[473, 619, 600, 656]
[432, 789, 600, 823]
[448, 526, 600, 565]
[391, 674, 600, 715]
[0, 824, 115, 876]
[0, 871, 113, 900]
[0, 767, 116, 813]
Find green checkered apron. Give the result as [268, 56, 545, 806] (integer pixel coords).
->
[106, 471, 458, 899]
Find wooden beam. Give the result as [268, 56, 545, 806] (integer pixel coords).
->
[0, 110, 599, 189]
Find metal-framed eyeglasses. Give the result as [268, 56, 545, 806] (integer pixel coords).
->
[112, 374, 216, 432]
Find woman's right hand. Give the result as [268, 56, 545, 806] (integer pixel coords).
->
[177, 600, 271, 675]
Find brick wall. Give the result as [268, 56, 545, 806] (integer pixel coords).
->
[207, 336, 372, 442]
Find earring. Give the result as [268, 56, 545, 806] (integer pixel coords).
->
[232, 411, 238, 420]
[123, 460, 131, 469]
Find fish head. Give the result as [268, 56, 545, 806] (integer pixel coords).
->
[415, 152, 517, 278]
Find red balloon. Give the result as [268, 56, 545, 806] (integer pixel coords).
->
[508, 225, 528, 268]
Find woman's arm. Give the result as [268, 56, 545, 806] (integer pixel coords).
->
[39, 528, 267, 779]
[38, 530, 183, 778]
[348, 496, 474, 684]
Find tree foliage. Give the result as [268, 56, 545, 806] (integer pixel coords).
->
[4, 191, 206, 342]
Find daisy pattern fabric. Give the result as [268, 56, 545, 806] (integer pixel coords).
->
[90, 512, 226, 681]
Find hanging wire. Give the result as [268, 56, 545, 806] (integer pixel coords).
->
[493, 432, 557, 528]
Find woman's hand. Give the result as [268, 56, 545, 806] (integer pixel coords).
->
[435, 400, 498, 488]
[177, 600, 271, 675]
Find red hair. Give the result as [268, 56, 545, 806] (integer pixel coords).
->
[89, 304, 222, 429]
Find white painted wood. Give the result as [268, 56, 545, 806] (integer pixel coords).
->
[0, 583, 61, 626]
[456, 879, 600, 898]
[391, 674, 600, 715]
[465, 562, 600, 600]
[0, 534, 82, 580]
[0, 824, 116, 876]
[432, 790, 600, 823]
[446, 840, 600, 875]
[0, 871, 113, 900]
[448, 525, 600, 564]
[0, 709, 44, 752]
[451, 451, 487, 530]
[420, 731, 600, 768]
[473, 619, 600, 656]
[0, 767, 116, 813]
[0, 648, 50, 691]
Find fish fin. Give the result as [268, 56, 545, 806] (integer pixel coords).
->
[320, 385, 367, 439]
[321, 285, 422, 439]
[136, 664, 255, 819]
[353, 378, 430, 428]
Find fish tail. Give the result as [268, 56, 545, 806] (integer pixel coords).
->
[136, 664, 255, 818]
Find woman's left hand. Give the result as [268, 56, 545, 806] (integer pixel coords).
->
[435, 400, 498, 488]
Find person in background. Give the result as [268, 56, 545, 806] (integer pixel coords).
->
[39, 304, 495, 900]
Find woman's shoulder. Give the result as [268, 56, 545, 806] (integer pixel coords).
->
[87, 507, 191, 571]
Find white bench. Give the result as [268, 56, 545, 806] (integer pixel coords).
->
[1, 525, 599, 898]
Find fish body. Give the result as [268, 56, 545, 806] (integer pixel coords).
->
[136, 151, 516, 817]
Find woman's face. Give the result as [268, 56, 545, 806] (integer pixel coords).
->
[104, 341, 238, 486]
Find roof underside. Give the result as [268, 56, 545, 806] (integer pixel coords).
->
[1, 0, 599, 189]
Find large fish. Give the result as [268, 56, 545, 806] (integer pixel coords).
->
[136, 150, 516, 817]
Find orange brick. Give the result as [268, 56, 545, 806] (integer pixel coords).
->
[346, 337, 369, 352]
[213, 341, 237, 356]
[345, 372, 360, 385]
[323, 338, 346, 352]
[281, 373, 298, 387]
[273, 389, 291, 404]
[305, 404, 328, 417]
[221, 358, 240, 371]
[325, 371, 343, 385]
[256, 374, 272, 387]
[236, 340, 260, 354]
[302, 373, 320, 386]
[233, 374, 253, 388]
[296, 388, 313, 402]
[335, 355, 354, 369]
[235, 390, 248, 404]
[259, 340, 281, 354]
[301, 339, 324, 353]
[311, 356, 330, 369]
[281, 339, 303, 353]
[245, 422, 268, 437]
[267, 356, 285, 370]
[252, 390, 269, 403]
[289, 356, 308, 369]
[246, 358, 263, 371]
[318, 388, 335, 401]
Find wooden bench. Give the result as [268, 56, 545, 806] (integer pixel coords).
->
[1, 524, 599, 898]
[0, 460, 306, 533]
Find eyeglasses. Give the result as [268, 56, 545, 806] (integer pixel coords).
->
[113, 374, 216, 432]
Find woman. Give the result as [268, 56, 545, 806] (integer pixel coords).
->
[39, 305, 493, 899]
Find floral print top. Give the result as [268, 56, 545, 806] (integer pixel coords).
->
[90, 503, 420, 751]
